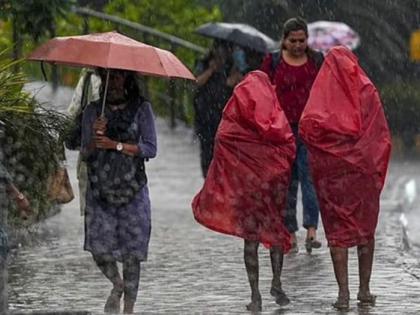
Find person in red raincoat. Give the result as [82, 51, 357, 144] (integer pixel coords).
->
[192, 70, 296, 311]
[299, 46, 392, 310]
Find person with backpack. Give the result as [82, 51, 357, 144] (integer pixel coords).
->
[261, 17, 324, 254]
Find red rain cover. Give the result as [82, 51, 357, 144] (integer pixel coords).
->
[299, 47, 392, 248]
[192, 71, 295, 251]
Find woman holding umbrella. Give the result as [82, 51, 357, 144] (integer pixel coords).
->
[80, 69, 157, 314]
[28, 31, 194, 313]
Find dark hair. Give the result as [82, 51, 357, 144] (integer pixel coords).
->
[98, 69, 142, 102]
[124, 71, 141, 101]
[281, 17, 314, 54]
[282, 17, 308, 39]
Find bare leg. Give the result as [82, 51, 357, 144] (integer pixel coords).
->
[357, 239, 376, 305]
[329, 247, 350, 310]
[270, 246, 290, 306]
[306, 226, 316, 239]
[244, 240, 262, 311]
[122, 255, 141, 314]
[93, 254, 123, 313]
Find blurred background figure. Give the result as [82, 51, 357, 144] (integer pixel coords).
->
[66, 69, 101, 215]
[194, 22, 275, 177]
[193, 40, 234, 177]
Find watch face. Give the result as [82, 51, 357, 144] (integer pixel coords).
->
[116, 143, 123, 151]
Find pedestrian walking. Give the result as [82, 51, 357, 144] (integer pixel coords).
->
[299, 46, 392, 310]
[194, 40, 265, 178]
[0, 121, 32, 313]
[193, 40, 235, 177]
[193, 71, 296, 311]
[80, 69, 157, 314]
[260, 17, 324, 253]
[65, 68, 101, 215]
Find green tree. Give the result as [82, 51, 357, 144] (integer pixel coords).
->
[0, 0, 74, 71]
[208, 0, 420, 84]
[102, 0, 221, 67]
[86, 0, 222, 123]
[0, 54, 69, 221]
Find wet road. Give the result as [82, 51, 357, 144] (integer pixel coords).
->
[8, 84, 420, 314]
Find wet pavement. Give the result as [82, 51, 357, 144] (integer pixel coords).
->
[7, 84, 420, 314]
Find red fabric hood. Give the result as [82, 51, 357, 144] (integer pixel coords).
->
[192, 70, 295, 251]
[299, 46, 392, 247]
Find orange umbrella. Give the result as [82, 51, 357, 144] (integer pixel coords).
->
[28, 31, 196, 114]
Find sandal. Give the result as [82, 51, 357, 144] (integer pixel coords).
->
[270, 286, 290, 306]
[289, 241, 299, 254]
[332, 295, 350, 310]
[357, 293, 376, 305]
[246, 295, 262, 312]
[305, 237, 321, 254]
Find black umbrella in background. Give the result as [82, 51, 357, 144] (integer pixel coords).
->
[196, 22, 278, 53]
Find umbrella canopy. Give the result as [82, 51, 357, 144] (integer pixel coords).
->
[28, 31, 195, 80]
[308, 21, 360, 54]
[196, 22, 278, 53]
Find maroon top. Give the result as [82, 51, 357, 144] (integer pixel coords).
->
[261, 54, 318, 124]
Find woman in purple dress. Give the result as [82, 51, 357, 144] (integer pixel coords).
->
[81, 69, 157, 314]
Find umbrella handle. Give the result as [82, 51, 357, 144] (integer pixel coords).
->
[101, 69, 110, 117]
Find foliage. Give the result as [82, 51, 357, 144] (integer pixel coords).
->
[94, 0, 222, 124]
[381, 82, 420, 150]
[0, 0, 74, 42]
[207, 0, 420, 84]
[0, 54, 70, 222]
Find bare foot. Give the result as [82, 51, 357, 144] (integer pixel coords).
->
[305, 237, 322, 254]
[104, 282, 123, 314]
[104, 292, 122, 314]
[246, 294, 262, 312]
[357, 292, 376, 305]
[332, 294, 350, 310]
[270, 286, 290, 306]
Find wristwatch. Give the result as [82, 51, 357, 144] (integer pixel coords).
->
[16, 192, 25, 200]
[116, 142, 124, 152]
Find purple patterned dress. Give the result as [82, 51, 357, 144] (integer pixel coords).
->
[81, 100, 157, 262]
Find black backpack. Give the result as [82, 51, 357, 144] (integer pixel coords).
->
[270, 49, 324, 77]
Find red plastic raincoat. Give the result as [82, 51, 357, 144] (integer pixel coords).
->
[192, 71, 295, 251]
[299, 47, 392, 248]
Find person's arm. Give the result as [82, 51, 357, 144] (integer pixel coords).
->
[94, 102, 157, 159]
[1, 164, 31, 219]
[196, 58, 223, 87]
[6, 183, 31, 219]
[135, 102, 157, 159]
